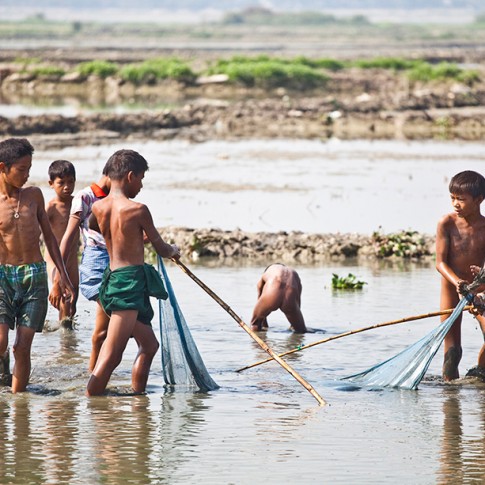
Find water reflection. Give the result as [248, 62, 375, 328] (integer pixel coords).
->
[438, 386, 485, 484]
[0, 397, 45, 483]
[156, 392, 214, 479]
[41, 398, 80, 483]
[86, 396, 155, 484]
[439, 388, 465, 484]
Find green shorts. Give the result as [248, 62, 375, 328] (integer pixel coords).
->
[99, 264, 168, 326]
[0, 262, 48, 332]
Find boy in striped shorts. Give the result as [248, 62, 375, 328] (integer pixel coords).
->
[0, 138, 74, 392]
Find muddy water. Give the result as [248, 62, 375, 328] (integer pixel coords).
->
[29, 138, 485, 235]
[2, 259, 485, 484]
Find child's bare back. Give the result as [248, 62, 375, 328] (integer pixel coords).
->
[251, 263, 306, 333]
[93, 195, 147, 269]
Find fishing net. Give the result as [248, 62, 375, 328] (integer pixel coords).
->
[157, 257, 219, 392]
[342, 294, 474, 390]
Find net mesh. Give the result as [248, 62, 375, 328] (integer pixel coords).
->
[158, 257, 219, 392]
[342, 295, 472, 390]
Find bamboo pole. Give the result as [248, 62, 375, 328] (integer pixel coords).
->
[236, 306, 473, 373]
[173, 259, 326, 406]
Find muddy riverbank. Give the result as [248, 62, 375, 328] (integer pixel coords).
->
[154, 226, 436, 263]
[1, 64, 484, 146]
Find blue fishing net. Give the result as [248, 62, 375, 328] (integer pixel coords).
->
[342, 295, 473, 390]
[158, 257, 219, 392]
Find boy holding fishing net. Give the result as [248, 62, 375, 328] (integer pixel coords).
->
[436, 170, 485, 381]
[86, 149, 180, 396]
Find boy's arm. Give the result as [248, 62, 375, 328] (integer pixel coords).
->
[140, 206, 180, 259]
[59, 214, 82, 260]
[256, 277, 265, 297]
[436, 217, 465, 290]
[49, 214, 81, 309]
[36, 190, 75, 302]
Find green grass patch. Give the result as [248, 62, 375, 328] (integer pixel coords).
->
[407, 61, 480, 83]
[352, 57, 480, 84]
[119, 58, 196, 84]
[76, 60, 119, 78]
[352, 57, 420, 70]
[30, 66, 66, 77]
[206, 55, 328, 89]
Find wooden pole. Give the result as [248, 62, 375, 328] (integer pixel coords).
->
[173, 259, 327, 406]
[236, 306, 472, 372]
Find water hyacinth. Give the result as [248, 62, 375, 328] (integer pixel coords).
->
[371, 230, 432, 258]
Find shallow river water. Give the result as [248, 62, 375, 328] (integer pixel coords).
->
[2, 260, 485, 484]
[1, 138, 485, 484]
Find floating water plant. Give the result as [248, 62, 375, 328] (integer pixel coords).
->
[331, 273, 367, 290]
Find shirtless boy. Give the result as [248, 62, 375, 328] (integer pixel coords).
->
[45, 160, 78, 328]
[251, 263, 307, 333]
[49, 165, 110, 370]
[436, 170, 485, 381]
[0, 138, 74, 392]
[86, 149, 180, 396]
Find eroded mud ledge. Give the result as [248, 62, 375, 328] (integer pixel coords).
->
[154, 226, 436, 263]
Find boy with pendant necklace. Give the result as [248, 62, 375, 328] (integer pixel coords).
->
[0, 138, 74, 392]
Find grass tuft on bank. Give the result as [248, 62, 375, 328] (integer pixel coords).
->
[205, 55, 329, 89]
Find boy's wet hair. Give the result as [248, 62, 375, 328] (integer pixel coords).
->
[104, 149, 148, 181]
[0, 138, 34, 168]
[449, 171, 485, 199]
[48, 159, 76, 181]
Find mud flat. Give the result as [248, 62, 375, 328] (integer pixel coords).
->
[1, 64, 484, 147]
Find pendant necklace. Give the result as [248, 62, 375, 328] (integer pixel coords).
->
[12, 190, 20, 219]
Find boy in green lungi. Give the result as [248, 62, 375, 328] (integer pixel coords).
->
[0, 138, 74, 392]
[86, 149, 180, 396]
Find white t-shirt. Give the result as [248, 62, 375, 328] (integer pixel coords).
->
[70, 183, 107, 249]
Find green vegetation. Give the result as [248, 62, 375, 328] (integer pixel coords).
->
[331, 273, 367, 290]
[352, 57, 480, 84]
[29, 66, 66, 77]
[76, 60, 119, 78]
[223, 8, 370, 26]
[2, 53, 480, 88]
[352, 57, 419, 70]
[294, 56, 346, 71]
[372, 230, 431, 258]
[14, 56, 41, 67]
[205, 55, 328, 89]
[119, 58, 196, 84]
[407, 61, 480, 84]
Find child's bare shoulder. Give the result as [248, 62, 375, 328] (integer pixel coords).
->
[24, 185, 43, 199]
[124, 199, 148, 215]
[437, 212, 456, 228]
